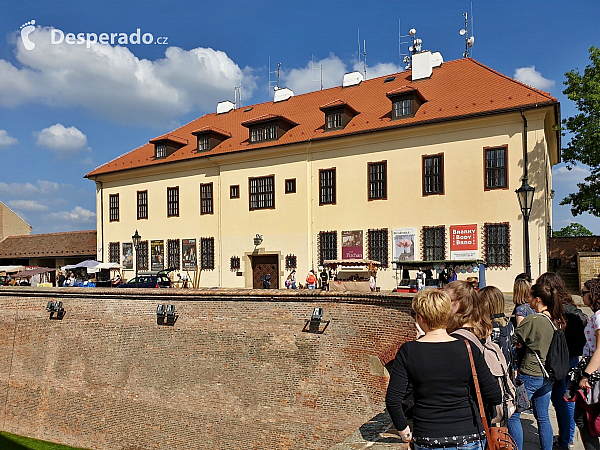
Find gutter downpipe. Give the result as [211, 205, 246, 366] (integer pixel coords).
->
[97, 179, 104, 262]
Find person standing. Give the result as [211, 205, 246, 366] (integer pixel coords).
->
[320, 269, 329, 291]
[416, 268, 425, 291]
[306, 270, 317, 290]
[369, 273, 376, 291]
[512, 278, 534, 326]
[290, 270, 297, 289]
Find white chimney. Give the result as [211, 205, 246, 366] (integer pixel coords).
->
[342, 71, 364, 88]
[216, 100, 235, 114]
[273, 87, 294, 103]
[411, 51, 444, 81]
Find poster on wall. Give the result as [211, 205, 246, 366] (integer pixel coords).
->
[342, 230, 363, 259]
[122, 243, 133, 269]
[182, 239, 197, 269]
[450, 224, 478, 260]
[393, 228, 417, 261]
[151, 240, 164, 271]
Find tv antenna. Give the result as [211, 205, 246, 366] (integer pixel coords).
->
[311, 55, 323, 91]
[234, 83, 242, 109]
[400, 27, 421, 70]
[268, 58, 281, 99]
[459, 9, 475, 58]
[357, 29, 367, 79]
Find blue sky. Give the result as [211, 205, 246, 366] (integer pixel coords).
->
[0, 0, 598, 234]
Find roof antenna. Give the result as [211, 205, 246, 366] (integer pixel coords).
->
[400, 27, 420, 70]
[311, 55, 323, 91]
[268, 58, 281, 99]
[459, 11, 475, 57]
[363, 39, 367, 80]
[234, 83, 242, 109]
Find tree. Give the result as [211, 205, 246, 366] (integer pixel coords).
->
[553, 222, 594, 237]
[559, 46, 600, 216]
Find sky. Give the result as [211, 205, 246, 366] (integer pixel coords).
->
[0, 0, 599, 234]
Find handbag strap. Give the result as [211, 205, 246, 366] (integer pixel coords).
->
[465, 339, 493, 444]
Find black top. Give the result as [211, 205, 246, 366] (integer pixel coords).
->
[386, 339, 501, 438]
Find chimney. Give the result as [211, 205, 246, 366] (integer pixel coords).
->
[411, 51, 443, 81]
[273, 87, 294, 103]
[216, 100, 235, 114]
[342, 71, 364, 88]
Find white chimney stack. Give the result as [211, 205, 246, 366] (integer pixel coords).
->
[216, 100, 235, 114]
[411, 51, 443, 81]
[273, 87, 294, 103]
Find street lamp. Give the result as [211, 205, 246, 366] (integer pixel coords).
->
[515, 176, 535, 278]
[253, 234, 263, 247]
[132, 230, 142, 288]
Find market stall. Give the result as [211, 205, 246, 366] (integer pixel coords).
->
[392, 259, 486, 292]
[12, 267, 54, 287]
[323, 259, 380, 292]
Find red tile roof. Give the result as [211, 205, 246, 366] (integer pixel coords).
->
[0, 230, 96, 258]
[149, 133, 188, 146]
[86, 58, 557, 178]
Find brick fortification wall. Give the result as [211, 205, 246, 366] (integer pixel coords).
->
[550, 236, 600, 266]
[578, 252, 600, 290]
[0, 288, 413, 450]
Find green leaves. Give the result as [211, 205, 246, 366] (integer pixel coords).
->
[553, 222, 594, 237]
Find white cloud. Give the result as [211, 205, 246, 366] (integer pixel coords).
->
[553, 165, 590, 181]
[513, 66, 555, 91]
[46, 206, 96, 222]
[0, 179, 65, 196]
[6, 200, 49, 211]
[35, 123, 88, 157]
[0, 129, 18, 147]
[0, 27, 257, 126]
[352, 61, 403, 80]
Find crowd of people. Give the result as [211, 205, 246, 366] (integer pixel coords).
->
[386, 272, 600, 450]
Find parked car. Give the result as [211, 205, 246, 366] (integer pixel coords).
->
[118, 273, 172, 288]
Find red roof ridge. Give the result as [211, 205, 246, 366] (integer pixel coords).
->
[191, 126, 232, 137]
[149, 133, 188, 145]
[5, 230, 96, 239]
[241, 114, 299, 127]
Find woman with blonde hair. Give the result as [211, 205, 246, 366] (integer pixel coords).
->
[512, 278, 533, 326]
[445, 280, 492, 341]
[480, 286, 515, 373]
[386, 288, 501, 450]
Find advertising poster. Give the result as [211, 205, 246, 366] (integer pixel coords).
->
[450, 224, 478, 260]
[182, 239, 197, 269]
[122, 243, 133, 269]
[151, 240, 164, 271]
[393, 228, 417, 261]
[342, 230, 363, 259]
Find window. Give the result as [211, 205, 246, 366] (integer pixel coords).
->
[319, 168, 336, 205]
[198, 136, 210, 152]
[109, 242, 120, 263]
[250, 124, 278, 143]
[318, 231, 337, 264]
[423, 154, 444, 195]
[201, 183, 213, 215]
[368, 229, 388, 268]
[230, 185, 240, 199]
[485, 146, 508, 189]
[249, 176, 275, 210]
[167, 187, 179, 217]
[368, 161, 387, 200]
[422, 226, 446, 261]
[326, 111, 343, 130]
[137, 190, 148, 220]
[109, 194, 119, 222]
[285, 178, 296, 194]
[393, 99, 411, 118]
[155, 144, 166, 158]
[485, 223, 510, 267]
[167, 239, 180, 270]
[285, 254, 297, 269]
[136, 241, 149, 271]
[201, 237, 215, 270]
[230, 256, 240, 271]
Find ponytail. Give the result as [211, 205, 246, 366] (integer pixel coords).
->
[531, 282, 566, 329]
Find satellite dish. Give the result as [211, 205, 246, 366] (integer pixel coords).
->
[409, 46, 413, 52]
[467, 36, 475, 46]
[409, 28, 416, 36]
[460, 29, 466, 36]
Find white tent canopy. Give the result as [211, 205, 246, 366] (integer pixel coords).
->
[88, 262, 121, 274]
[0, 265, 24, 274]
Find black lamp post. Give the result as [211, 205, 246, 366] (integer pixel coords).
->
[132, 230, 142, 288]
[515, 176, 535, 278]
[253, 234, 263, 247]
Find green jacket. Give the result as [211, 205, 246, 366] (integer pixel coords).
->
[516, 313, 555, 377]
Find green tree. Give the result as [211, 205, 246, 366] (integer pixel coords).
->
[553, 222, 594, 237]
[559, 46, 600, 216]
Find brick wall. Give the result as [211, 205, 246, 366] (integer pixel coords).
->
[578, 252, 600, 290]
[0, 288, 413, 450]
[550, 236, 600, 266]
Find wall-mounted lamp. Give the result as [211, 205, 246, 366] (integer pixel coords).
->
[45, 301, 65, 319]
[253, 234, 263, 247]
[303, 307, 329, 334]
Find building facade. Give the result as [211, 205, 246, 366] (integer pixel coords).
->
[86, 55, 560, 292]
[0, 201, 32, 241]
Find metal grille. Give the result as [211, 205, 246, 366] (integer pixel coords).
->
[423, 155, 443, 194]
[320, 169, 336, 204]
[485, 147, 507, 189]
[167, 187, 179, 217]
[230, 185, 239, 199]
[422, 226, 445, 261]
[167, 239, 180, 270]
[109, 242, 120, 263]
[201, 237, 215, 270]
[137, 190, 148, 220]
[285, 254, 297, 269]
[136, 241, 149, 271]
[319, 231, 337, 264]
[249, 176, 274, 210]
[368, 229, 388, 267]
[230, 256, 240, 271]
[485, 223, 510, 266]
[109, 194, 119, 222]
[201, 183, 213, 214]
[285, 178, 296, 194]
[369, 162, 387, 200]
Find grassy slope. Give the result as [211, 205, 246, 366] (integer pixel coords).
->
[0, 432, 89, 450]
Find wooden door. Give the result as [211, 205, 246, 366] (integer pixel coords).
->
[252, 255, 279, 289]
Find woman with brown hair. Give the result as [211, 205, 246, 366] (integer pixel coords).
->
[512, 278, 533, 326]
[480, 286, 515, 373]
[445, 280, 492, 341]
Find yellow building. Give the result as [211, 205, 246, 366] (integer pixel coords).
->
[86, 54, 560, 292]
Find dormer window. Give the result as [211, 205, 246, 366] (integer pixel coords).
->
[319, 100, 358, 132]
[242, 115, 297, 144]
[326, 111, 343, 130]
[198, 136, 210, 151]
[156, 144, 167, 158]
[386, 87, 426, 120]
[191, 127, 231, 153]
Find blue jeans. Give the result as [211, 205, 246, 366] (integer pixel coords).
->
[508, 374, 553, 450]
[552, 356, 579, 447]
[415, 440, 485, 450]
